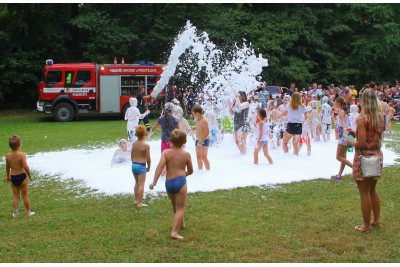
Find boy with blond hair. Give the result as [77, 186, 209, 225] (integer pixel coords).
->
[149, 129, 193, 240]
[131, 125, 151, 207]
[191, 105, 211, 170]
[5, 135, 35, 217]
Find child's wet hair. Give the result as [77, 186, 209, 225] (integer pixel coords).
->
[119, 138, 128, 145]
[170, 129, 187, 148]
[135, 125, 148, 138]
[9, 135, 21, 150]
[257, 108, 266, 119]
[238, 91, 247, 101]
[191, 104, 203, 114]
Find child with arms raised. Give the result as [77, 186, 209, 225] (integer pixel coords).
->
[149, 129, 194, 240]
[5, 135, 34, 217]
[131, 125, 151, 207]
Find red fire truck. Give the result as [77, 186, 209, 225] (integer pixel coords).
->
[36, 59, 164, 122]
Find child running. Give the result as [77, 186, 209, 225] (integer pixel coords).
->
[191, 104, 211, 170]
[149, 129, 194, 240]
[5, 135, 35, 218]
[131, 125, 151, 207]
[253, 108, 273, 164]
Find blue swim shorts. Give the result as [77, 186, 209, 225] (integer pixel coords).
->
[195, 138, 210, 147]
[131, 162, 146, 175]
[165, 176, 187, 194]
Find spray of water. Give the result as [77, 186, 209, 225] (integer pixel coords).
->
[151, 20, 268, 120]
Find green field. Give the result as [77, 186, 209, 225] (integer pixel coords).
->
[0, 111, 399, 263]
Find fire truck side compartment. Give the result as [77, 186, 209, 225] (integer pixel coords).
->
[100, 75, 120, 113]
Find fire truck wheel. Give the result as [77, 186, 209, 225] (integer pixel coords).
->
[53, 102, 75, 122]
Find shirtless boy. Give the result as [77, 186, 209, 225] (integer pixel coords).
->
[191, 105, 211, 170]
[149, 129, 194, 240]
[5, 135, 35, 218]
[131, 125, 151, 207]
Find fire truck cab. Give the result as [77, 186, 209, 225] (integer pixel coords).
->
[37, 59, 164, 122]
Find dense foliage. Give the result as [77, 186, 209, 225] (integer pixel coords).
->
[1, 3, 400, 109]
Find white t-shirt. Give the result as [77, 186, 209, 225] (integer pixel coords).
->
[285, 104, 307, 123]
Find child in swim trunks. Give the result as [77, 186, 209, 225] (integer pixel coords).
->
[131, 125, 151, 207]
[191, 104, 211, 170]
[5, 135, 35, 218]
[149, 129, 194, 240]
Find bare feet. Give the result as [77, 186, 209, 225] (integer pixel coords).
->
[371, 221, 381, 228]
[354, 224, 371, 232]
[171, 233, 184, 240]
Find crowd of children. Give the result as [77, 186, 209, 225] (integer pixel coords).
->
[5, 82, 396, 240]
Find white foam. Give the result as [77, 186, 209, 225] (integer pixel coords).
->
[25, 135, 398, 196]
[151, 20, 268, 120]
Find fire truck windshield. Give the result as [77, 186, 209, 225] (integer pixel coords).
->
[46, 70, 62, 85]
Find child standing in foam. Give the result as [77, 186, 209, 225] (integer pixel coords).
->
[150, 129, 194, 240]
[276, 94, 290, 147]
[282, 92, 308, 156]
[266, 100, 279, 149]
[5, 135, 35, 218]
[125, 97, 150, 142]
[253, 108, 273, 164]
[191, 105, 211, 171]
[173, 106, 196, 142]
[348, 104, 359, 134]
[131, 125, 151, 207]
[298, 106, 312, 156]
[308, 94, 322, 142]
[204, 104, 222, 147]
[320, 96, 333, 142]
[228, 91, 250, 154]
[151, 102, 180, 176]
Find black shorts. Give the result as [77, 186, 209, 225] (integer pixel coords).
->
[286, 122, 302, 135]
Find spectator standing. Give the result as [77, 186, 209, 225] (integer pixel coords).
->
[346, 86, 384, 232]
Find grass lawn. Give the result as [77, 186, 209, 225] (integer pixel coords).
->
[0, 110, 399, 263]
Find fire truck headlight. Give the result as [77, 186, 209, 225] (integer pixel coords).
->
[100, 66, 105, 71]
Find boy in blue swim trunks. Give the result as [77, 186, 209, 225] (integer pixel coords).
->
[131, 125, 151, 207]
[191, 105, 211, 170]
[149, 129, 193, 240]
[5, 135, 35, 218]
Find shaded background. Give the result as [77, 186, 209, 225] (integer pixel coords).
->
[1, 3, 399, 109]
